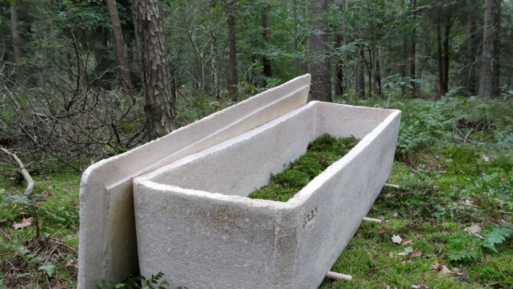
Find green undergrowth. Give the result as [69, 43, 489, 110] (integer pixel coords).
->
[248, 134, 359, 202]
[0, 170, 81, 288]
[321, 96, 513, 289]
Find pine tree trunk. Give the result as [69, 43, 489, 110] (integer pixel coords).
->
[493, 1, 501, 96]
[10, 3, 23, 81]
[133, 0, 176, 140]
[410, 0, 417, 97]
[262, 4, 272, 78]
[310, 0, 331, 102]
[226, 1, 239, 99]
[209, 0, 220, 99]
[479, 0, 498, 98]
[466, 0, 477, 96]
[374, 48, 382, 97]
[437, 22, 446, 98]
[107, 0, 133, 91]
[334, 33, 344, 96]
[356, 43, 365, 98]
[443, 25, 451, 94]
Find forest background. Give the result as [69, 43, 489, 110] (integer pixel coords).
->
[0, 0, 512, 288]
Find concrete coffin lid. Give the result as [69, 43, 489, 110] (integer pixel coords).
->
[78, 74, 311, 288]
[133, 101, 401, 288]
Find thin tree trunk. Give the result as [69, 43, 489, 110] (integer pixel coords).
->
[10, 3, 23, 81]
[310, 0, 331, 102]
[374, 47, 382, 97]
[443, 24, 451, 94]
[479, 0, 498, 98]
[226, 1, 239, 99]
[437, 22, 446, 97]
[342, 0, 348, 91]
[133, 0, 176, 140]
[400, 39, 407, 94]
[209, 0, 220, 99]
[466, 0, 477, 96]
[262, 4, 272, 79]
[293, 0, 299, 76]
[356, 43, 365, 98]
[410, 0, 417, 97]
[493, 0, 501, 96]
[107, 0, 133, 91]
[334, 33, 344, 96]
[366, 46, 372, 97]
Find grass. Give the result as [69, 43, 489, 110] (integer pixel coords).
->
[248, 134, 359, 202]
[1, 95, 512, 288]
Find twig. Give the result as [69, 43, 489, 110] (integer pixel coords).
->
[0, 147, 34, 196]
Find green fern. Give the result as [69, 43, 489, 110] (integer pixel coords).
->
[482, 224, 513, 253]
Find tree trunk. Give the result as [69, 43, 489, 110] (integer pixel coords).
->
[262, 4, 272, 78]
[466, 0, 477, 96]
[209, 0, 220, 99]
[410, 0, 417, 97]
[226, 1, 239, 99]
[342, 0, 349, 91]
[400, 39, 407, 94]
[443, 24, 451, 94]
[374, 47, 382, 97]
[310, 0, 331, 102]
[479, 0, 498, 98]
[107, 0, 133, 91]
[334, 33, 344, 96]
[10, 2, 23, 81]
[356, 43, 365, 98]
[133, 0, 176, 140]
[493, 0, 501, 96]
[437, 22, 446, 97]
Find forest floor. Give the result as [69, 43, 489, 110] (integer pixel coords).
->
[1, 95, 512, 288]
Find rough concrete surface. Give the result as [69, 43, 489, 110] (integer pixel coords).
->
[78, 75, 311, 288]
[134, 101, 401, 288]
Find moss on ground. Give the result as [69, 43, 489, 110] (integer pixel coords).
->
[248, 134, 359, 202]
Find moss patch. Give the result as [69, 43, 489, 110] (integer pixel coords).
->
[248, 134, 359, 202]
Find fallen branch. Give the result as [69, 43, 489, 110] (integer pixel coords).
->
[1, 147, 34, 196]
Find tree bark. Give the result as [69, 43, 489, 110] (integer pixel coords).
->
[226, 1, 239, 99]
[209, 0, 220, 99]
[466, 0, 477, 96]
[310, 0, 331, 102]
[443, 24, 451, 94]
[437, 22, 446, 97]
[334, 33, 344, 96]
[410, 0, 417, 97]
[374, 47, 382, 97]
[107, 0, 133, 91]
[262, 4, 272, 78]
[493, 0, 501, 96]
[479, 0, 498, 98]
[10, 2, 24, 81]
[133, 0, 176, 140]
[356, 43, 365, 98]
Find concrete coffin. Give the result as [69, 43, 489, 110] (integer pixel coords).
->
[133, 101, 401, 288]
[78, 75, 311, 288]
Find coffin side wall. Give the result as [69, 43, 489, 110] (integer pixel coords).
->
[134, 181, 297, 289]
[292, 105, 401, 288]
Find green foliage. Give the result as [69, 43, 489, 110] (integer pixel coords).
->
[482, 224, 513, 253]
[249, 134, 359, 202]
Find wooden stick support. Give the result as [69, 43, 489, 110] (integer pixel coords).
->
[326, 271, 352, 281]
[362, 217, 382, 223]
[384, 183, 400, 189]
